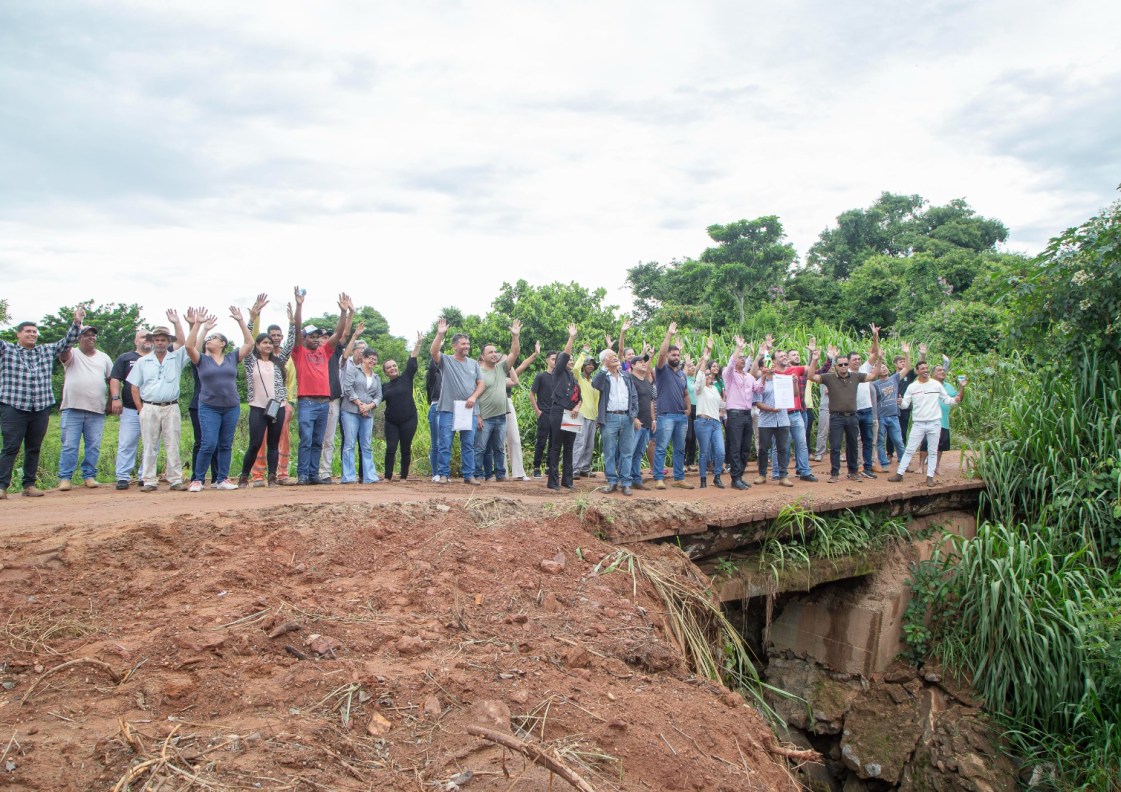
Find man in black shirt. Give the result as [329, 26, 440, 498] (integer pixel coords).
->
[425, 355, 442, 479]
[109, 328, 152, 490]
[546, 324, 581, 490]
[528, 350, 557, 479]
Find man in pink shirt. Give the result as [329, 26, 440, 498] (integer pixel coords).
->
[722, 335, 762, 490]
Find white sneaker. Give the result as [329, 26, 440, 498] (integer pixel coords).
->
[188, 480, 203, 492]
[215, 479, 239, 491]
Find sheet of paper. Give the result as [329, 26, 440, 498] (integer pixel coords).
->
[560, 414, 583, 434]
[453, 400, 474, 431]
[773, 374, 795, 410]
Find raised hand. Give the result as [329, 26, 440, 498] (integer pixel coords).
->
[203, 314, 219, 331]
[286, 303, 294, 324]
[72, 305, 86, 324]
[667, 321, 678, 336]
[621, 318, 633, 332]
[605, 333, 615, 348]
[534, 340, 541, 354]
[185, 307, 197, 324]
[337, 293, 353, 312]
[230, 306, 245, 324]
[827, 344, 839, 359]
[354, 321, 366, 337]
[764, 333, 774, 349]
[510, 318, 522, 335]
[869, 323, 881, 339]
[919, 342, 928, 356]
[807, 336, 817, 353]
[901, 340, 911, 354]
[436, 318, 448, 335]
[567, 323, 578, 338]
[250, 293, 268, 315]
[167, 308, 181, 325]
[293, 286, 305, 305]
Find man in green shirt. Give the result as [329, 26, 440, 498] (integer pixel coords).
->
[472, 320, 521, 481]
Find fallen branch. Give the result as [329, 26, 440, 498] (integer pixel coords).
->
[466, 725, 596, 792]
[20, 657, 122, 705]
[762, 733, 822, 763]
[284, 645, 310, 661]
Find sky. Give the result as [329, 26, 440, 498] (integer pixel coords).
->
[2, 0, 1119, 339]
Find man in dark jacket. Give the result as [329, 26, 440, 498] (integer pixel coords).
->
[546, 324, 581, 491]
[591, 349, 640, 495]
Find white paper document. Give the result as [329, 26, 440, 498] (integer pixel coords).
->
[560, 414, 583, 434]
[773, 374, 795, 410]
[453, 400, 474, 431]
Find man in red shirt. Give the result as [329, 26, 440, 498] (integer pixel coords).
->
[289, 287, 348, 484]
[766, 338, 820, 482]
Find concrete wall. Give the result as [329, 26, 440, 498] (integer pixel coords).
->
[767, 511, 976, 676]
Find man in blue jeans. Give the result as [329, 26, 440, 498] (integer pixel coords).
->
[472, 321, 521, 481]
[109, 329, 152, 489]
[425, 359, 442, 478]
[626, 353, 655, 489]
[768, 343, 820, 482]
[289, 286, 349, 485]
[56, 325, 113, 490]
[430, 317, 485, 484]
[849, 347, 878, 478]
[873, 342, 911, 471]
[591, 348, 639, 495]
[653, 321, 694, 490]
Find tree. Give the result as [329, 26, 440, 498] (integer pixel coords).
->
[0, 298, 9, 327]
[4, 301, 144, 361]
[1007, 196, 1121, 365]
[699, 216, 797, 328]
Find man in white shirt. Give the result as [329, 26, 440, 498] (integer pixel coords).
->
[56, 326, 113, 490]
[591, 349, 639, 496]
[889, 361, 965, 486]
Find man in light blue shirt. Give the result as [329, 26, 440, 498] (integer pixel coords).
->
[126, 311, 188, 492]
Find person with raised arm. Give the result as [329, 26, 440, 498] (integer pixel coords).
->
[0, 305, 86, 498]
[471, 320, 522, 482]
[528, 348, 557, 479]
[430, 317, 485, 484]
[380, 332, 423, 481]
[504, 340, 540, 481]
[811, 325, 881, 484]
[890, 362, 965, 487]
[184, 304, 255, 492]
[289, 287, 349, 485]
[319, 305, 357, 484]
[55, 323, 113, 491]
[571, 343, 600, 479]
[872, 341, 911, 474]
[768, 338, 822, 483]
[545, 324, 582, 490]
[340, 348, 382, 484]
[238, 297, 296, 487]
[591, 345, 640, 496]
[693, 339, 727, 489]
[722, 335, 761, 490]
[652, 321, 693, 490]
[126, 309, 189, 493]
[624, 343, 657, 490]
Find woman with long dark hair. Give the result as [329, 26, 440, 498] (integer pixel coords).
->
[380, 332, 422, 480]
[238, 301, 295, 486]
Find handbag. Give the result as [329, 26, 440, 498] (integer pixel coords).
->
[258, 363, 283, 423]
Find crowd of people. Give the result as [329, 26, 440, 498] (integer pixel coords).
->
[0, 288, 967, 499]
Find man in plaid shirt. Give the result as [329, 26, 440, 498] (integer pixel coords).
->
[0, 306, 86, 498]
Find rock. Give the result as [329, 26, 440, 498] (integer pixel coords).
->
[469, 699, 511, 733]
[539, 553, 566, 575]
[174, 633, 227, 653]
[423, 695, 442, 719]
[765, 655, 861, 734]
[509, 689, 528, 705]
[563, 645, 591, 669]
[305, 634, 343, 657]
[540, 593, 561, 613]
[607, 718, 627, 730]
[367, 712, 392, 736]
[395, 636, 426, 656]
[839, 684, 930, 784]
[435, 504, 451, 513]
[899, 708, 1016, 791]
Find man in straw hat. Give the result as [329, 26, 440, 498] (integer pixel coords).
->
[126, 310, 189, 492]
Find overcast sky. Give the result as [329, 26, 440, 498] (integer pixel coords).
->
[2, 0, 1119, 338]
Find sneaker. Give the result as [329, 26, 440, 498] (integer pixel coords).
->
[57, 479, 72, 491]
[140, 484, 158, 493]
[778, 478, 794, 488]
[847, 473, 863, 483]
[812, 454, 822, 462]
[279, 478, 299, 486]
[672, 480, 695, 490]
[188, 481, 203, 492]
[654, 480, 666, 490]
[532, 470, 542, 479]
[926, 476, 936, 488]
[23, 487, 44, 498]
[799, 474, 818, 483]
[622, 485, 633, 496]
[84, 478, 100, 489]
[237, 475, 249, 488]
[860, 471, 877, 479]
[434, 476, 449, 484]
[753, 476, 767, 485]
[732, 478, 749, 490]
[631, 481, 647, 490]
[888, 474, 903, 482]
[251, 479, 266, 488]
[827, 475, 839, 484]
[600, 483, 618, 494]
[115, 480, 129, 490]
[169, 482, 187, 491]
[464, 478, 482, 486]
[215, 479, 239, 491]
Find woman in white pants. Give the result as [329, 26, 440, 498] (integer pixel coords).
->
[890, 361, 964, 486]
[504, 342, 540, 481]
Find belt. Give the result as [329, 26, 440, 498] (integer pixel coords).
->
[300, 396, 330, 402]
[607, 409, 628, 414]
[831, 410, 856, 416]
[697, 415, 720, 422]
[726, 408, 750, 414]
[145, 401, 177, 407]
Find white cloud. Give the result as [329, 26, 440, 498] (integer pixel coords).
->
[2, 0, 1119, 334]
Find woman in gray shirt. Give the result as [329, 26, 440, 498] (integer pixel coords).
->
[340, 347, 382, 483]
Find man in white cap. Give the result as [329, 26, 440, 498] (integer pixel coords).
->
[55, 324, 113, 490]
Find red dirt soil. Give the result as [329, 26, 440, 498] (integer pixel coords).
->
[0, 476, 832, 790]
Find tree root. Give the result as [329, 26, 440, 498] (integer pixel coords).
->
[466, 725, 597, 792]
[20, 657, 122, 705]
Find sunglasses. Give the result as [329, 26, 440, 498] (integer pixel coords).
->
[836, 362, 850, 367]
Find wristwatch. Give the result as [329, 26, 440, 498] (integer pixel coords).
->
[111, 396, 122, 401]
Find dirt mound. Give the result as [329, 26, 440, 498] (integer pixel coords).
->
[1, 500, 798, 791]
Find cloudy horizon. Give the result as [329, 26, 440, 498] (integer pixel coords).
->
[2, 0, 1119, 336]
